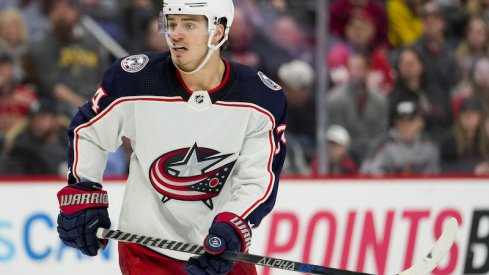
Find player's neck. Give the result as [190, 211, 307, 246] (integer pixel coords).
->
[179, 54, 225, 92]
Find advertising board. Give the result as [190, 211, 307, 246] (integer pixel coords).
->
[0, 178, 487, 275]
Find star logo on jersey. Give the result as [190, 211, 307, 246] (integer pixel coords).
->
[149, 143, 236, 209]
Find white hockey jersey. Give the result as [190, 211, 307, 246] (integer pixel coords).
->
[67, 52, 287, 260]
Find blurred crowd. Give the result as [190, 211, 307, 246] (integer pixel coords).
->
[0, 0, 488, 177]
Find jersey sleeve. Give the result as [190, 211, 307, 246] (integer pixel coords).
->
[223, 93, 287, 228]
[67, 61, 134, 184]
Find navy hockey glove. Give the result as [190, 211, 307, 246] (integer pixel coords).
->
[57, 182, 111, 256]
[185, 212, 252, 275]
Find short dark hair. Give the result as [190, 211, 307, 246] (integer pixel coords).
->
[218, 17, 229, 51]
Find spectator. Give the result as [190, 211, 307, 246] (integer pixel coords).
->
[0, 8, 27, 51]
[0, 99, 68, 175]
[277, 59, 316, 176]
[470, 57, 489, 116]
[343, 9, 377, 54]
[223, 7, 291, 79]
[412, 2, 460, 97]
[389, 46, 452, 142]
[270, 15, 313, 62]
[455, 17, 489, 91]
[311, 124, 359, 175]
[262, 0, 316, 29]
[224, 7, 262, 70]
[361, 101, 440, 175]
[344, 9, 377, 54]
[277, 59, 316, 157]
[438, 0, 468, 47]
[77, 0, 125, 43]
[121, 0, 157, 53]
[342, 9, 394, 93]
[329, 0, 388, 47]
[0, 51, 37, 150]
[440, 96, 489, 174]
[25, 0, 110, 115]
[0, 8, 29, 82]
[326, 54, 388, 162]
[281, 135, 310, 176]
[234, 0, 263, 27]
[466, 0, 489, 22]
[7, 0, 51, 45]
[387, 0, 424, 47]
[327, 43, 351, 87]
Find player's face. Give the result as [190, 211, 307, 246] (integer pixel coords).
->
[166, 15, 209, 71]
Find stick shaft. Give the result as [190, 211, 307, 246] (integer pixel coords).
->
[97, 217, 458, 275]
[97, 228, 371, 275]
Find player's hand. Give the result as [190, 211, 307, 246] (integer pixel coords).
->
[185, 212, 251, 275]
[56, 182, 111, 256]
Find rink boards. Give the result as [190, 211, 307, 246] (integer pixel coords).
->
[0, 178, 487, 275]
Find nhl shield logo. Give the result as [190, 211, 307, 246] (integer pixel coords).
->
[149, 143, 236, 209]
[121, 54, 149, 73]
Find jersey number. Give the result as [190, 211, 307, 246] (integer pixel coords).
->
[91, 87, 107, 114]
[275, 124, 286, 155]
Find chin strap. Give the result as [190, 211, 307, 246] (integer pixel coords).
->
[165, 30, 226, 75]
[175, 45, 219, 75]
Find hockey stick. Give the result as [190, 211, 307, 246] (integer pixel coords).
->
[96, 217, 458, 275]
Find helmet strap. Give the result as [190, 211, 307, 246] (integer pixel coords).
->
[176, 45, 217, 75]
[165, 29, 227, 75]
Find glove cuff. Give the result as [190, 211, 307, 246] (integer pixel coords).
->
[57, 182, 108, 215]
[214, 212, 252, 253]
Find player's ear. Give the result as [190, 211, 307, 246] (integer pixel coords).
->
[212, 24, 225, 45]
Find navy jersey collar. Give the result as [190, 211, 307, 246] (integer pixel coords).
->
[166, 55, 237, 102]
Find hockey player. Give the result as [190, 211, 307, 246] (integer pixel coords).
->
[56, 0, 287, 274]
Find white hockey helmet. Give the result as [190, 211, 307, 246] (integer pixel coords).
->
[161, 0, 234, 49]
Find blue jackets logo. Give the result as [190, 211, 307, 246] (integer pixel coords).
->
[149, 143, 236, 209]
